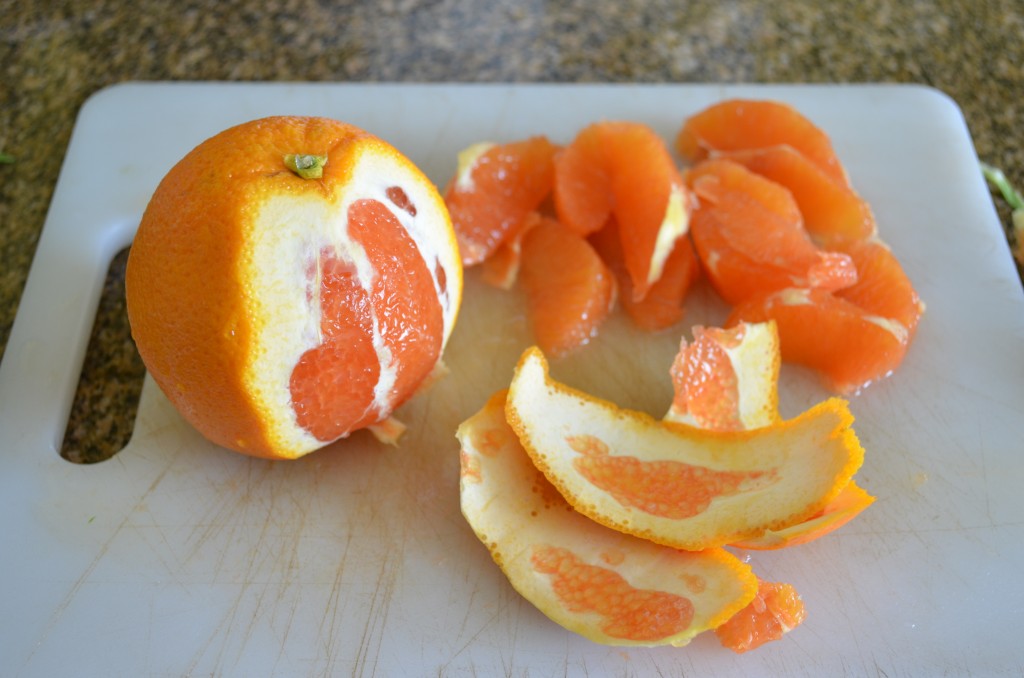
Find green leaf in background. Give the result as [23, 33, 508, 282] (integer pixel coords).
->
[0, 152, 14, 164]
[981, 162, 1024, 266]
[981, 162, 1024, 210]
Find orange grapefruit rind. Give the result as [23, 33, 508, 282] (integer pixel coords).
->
[459, 391, 758, 647]
[663, 320, 875, 549]
[505, 346, 865, 551]
[730, 482, 875, 550]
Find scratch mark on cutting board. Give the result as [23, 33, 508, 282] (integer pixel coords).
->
[439, 595, 514, 672]
[352, 543, 402, 677]
[266, 501, 309, 675]
[21, 451, 179, 670]
[182, 458, 315, 676]
[183, 494, 272, 675]
[315, 531, 355, 673]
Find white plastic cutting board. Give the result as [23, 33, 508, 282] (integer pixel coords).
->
[2, 83, 1023, 676]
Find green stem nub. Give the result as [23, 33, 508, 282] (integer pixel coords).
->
[981, 162, 1024, 211]
[284, 153, 327, 179]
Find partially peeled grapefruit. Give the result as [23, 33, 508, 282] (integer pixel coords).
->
[126, 116, 462, 459]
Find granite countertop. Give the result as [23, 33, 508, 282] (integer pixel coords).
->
[2, 0, 1022, 463]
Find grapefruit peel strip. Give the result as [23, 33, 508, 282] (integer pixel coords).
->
[505, 346, 865, 551]
[458, 391, 758, 647]
[729, 482, 876, 550]
[664, 321, 874, 549]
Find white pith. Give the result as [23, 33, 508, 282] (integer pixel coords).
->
[454, 142, 495, 192]
[864, 314, 909, 344]
[719, 323, 780, 429]
[647, 183, 690, 286]
[244, 144, 461, 456]
[778, 288, 813, 306]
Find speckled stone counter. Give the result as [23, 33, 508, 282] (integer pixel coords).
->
[2, 0, 1023, 462]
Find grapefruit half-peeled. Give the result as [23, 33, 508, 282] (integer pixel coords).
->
[126, 116, 462, 459]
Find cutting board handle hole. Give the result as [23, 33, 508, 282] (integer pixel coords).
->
[60, 247, 145, 464]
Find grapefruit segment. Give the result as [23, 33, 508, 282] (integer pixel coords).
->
[519, 216, 616, 357]
[505, 347, 865, 550]
[458, 391, 758, 647]
[716, 145, 877, 243]
[677, 99, 849, 187]
[729, 287, 911, 395]
[715, 580, 808, 653]
[444, 136, 559, 265]
[831, 236, 925, 341]
[686, 159, 858, 304]
[555, 121, 691, 302]
[590, 219, 700, 332]
[604, 123, 691, 301]
[728, 234, 924, 396]
[554, 125, 614, 237]
[480, 211, 541, 290]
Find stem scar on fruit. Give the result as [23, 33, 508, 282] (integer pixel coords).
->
[284, 154, 328, 179]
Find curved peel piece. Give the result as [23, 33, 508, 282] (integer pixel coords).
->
[664, 321, 875, 549]
[505, 347, 865, 550]
[459, 391, 757, 647]
[729, 482, 875, 550]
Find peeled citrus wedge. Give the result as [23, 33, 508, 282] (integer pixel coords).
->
[480, 211, 541, 290]
[126, 116, 462, 459]
[715, 146, 877, 243]
[714, 579, 808, 654]
[589, 218, 700, 332]
[665, 322, 781, 431]
[505, 347, 865, 550]
[686, 159, 858, 305]
[458, 391, 758, 647]
[676, 98, 850, 187]
[444, 136, 558, 265]
[519, 215, 616, 358]
[555, 121, 691, 302]
[728, 287, 912, 395]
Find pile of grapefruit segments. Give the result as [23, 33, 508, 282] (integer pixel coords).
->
[451, 99, 922, 653]
[444, 99, 924, 395]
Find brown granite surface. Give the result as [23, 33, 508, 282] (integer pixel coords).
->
[2, 0, 1023, 462]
